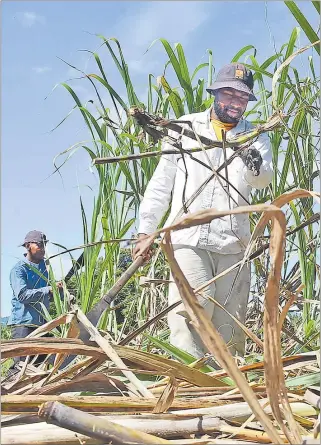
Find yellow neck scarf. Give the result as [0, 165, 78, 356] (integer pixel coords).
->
[211, 118, 236, 142]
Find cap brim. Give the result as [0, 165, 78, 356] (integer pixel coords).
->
[19, 240, 49, 247]
[206, 80, 257, 101]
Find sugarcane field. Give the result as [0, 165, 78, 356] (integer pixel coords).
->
[1, 1, 320, 445]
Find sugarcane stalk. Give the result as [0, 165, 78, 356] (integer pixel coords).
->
[1, 394, 228, 414]
[2, 413, 229, 444]
[94, 146, 208, 164]
[38, 401, 170, 445]
[93, 140, 249, 165]
[93, 108, 283, 165]
[2, 394, 316, 417]
[7, 415, 296, 445]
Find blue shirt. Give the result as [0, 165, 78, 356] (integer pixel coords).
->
[8, 257, 51, 326]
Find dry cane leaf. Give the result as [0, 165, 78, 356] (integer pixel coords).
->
[1, 338, 225, 388]
[209, 352, 318, 378]
[27, 313, 75, 338]
[158, 189, 319, 444]
[237, 189, 320, 275]
[46, 356, 97, 385]
[34, 372, 128, 396]
[161, 230, 283, 444]
[247, 189, 320, 258]
[153, 376, 179, 414]
[19, 315, 83, 394]
[45, 314, 81, 385]
[75, 306, 154, 399]
[278, 284, 305, 335]
[3, 314, 77, 389]
[256, 190, 319, 443]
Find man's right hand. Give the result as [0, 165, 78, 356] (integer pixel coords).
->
[49, 281, 64, 296]
[132, 233, 154, 262]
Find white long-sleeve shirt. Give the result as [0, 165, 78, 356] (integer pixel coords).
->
[138, 107, 273, 254]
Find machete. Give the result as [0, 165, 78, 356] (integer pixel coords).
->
[77, 255, 145, 341]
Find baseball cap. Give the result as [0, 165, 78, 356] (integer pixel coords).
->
[206, 63, 257, 101]
[20, 230, 48, 247]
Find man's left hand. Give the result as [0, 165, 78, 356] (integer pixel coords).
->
[240, 147, 263, 176]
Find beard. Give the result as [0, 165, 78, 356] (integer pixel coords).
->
[213, 100, 243, 124]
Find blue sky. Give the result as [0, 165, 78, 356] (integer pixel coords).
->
[1, 1, 318, 316]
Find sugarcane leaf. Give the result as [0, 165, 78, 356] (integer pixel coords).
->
[231, 45, 257, 62]
[144, 334, 214, 373]
[284, 1, 320, 54]
[286, 372, 320, 389]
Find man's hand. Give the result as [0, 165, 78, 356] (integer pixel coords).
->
[240, 146, 263, 176]
[49, 281, 64, 297]
[132, 233, 154, 262]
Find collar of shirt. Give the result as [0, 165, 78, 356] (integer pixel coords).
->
[211, 118, 237, 141]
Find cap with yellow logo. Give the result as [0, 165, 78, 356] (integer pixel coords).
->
[207, 63, 257, 101]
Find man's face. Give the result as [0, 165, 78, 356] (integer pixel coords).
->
[26, 241, 46, 260]
[213, 88, 249, 123]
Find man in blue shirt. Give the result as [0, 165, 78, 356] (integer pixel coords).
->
[7, 230, 62, 375]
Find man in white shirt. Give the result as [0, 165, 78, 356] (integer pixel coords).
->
[133, 63, 272, 358]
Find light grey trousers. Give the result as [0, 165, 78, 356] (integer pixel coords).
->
[167, 245, 250, 358]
